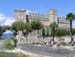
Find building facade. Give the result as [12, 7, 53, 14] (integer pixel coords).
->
[14, 9, 70, 30]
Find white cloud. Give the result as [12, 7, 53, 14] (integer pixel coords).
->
[4, 18, 15, 26]
[26, 10, 38, 15]
[26, 10, 31, 15]
[0, 13, 15, 26]
[0, 13, 6, 21]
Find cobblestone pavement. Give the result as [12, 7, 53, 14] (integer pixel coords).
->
[18, 44, 75, 57]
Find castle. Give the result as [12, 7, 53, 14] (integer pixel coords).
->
[14, 9, 70, 30]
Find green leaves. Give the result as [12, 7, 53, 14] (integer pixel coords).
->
[50, 22, 58, 28]
[0, 26, 5, 38]
[24, 23, 31, 31]
[12, 20, 43, 31]
[56, 29, 70, 37]
[66, 13, 75, 21]
[12, 21, 25, 31]
[11, 20, 43, 36]
[0, 26, 3, 34]
[66, 13, 75, 44]
[31, 20, 43, 30]
[50, 22, 58, 42]
[42, 28, 45, 38]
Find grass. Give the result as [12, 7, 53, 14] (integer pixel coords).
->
[0, 52, 28, 57]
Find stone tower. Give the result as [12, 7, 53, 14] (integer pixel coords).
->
[47, 9, 58, 24]
[14, 10, 26, 22]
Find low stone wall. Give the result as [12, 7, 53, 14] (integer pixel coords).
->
[16, 31, 75, 45]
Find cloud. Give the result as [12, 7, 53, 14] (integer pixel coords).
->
[0, 13, 14, 26]
[26, 10, 31, 15]
[4, 18, 15, 26]
[26, 10, 38, 15]
[0, 13, 6, 21]
[0, 9, 37, 26]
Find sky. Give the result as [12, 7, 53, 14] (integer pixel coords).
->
[0, 0, 75, 27]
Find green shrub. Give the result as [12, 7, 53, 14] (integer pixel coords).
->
[4, 39, 14, 49]
[4, 38, 17, 50]
[12, 38, 18, 47]
[42, 28, 45, 38]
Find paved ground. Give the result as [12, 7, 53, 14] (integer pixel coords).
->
[18, 44, 75, 57]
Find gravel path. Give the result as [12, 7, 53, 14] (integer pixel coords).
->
[18, 44, 75, 57]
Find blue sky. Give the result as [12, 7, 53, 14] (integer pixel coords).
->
[0, 0, 75, 27]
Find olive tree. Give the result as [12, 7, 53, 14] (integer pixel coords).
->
[11, 21, 26, 36]
[31, 20, 43, 38]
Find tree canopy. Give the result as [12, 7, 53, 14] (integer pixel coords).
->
[66, 13, 75, 21]
[50, 22, 58, 28]
[31, 20, 43, 30]
[24, 23, 31, 32]
[12, 21, 25, 31]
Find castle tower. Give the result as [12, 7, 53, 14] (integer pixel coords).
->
[47, 9, 58, 24]
[14, 10, 27, 22]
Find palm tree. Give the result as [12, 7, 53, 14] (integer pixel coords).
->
[66, 13, 75, 45]
[50, 22, 58, 43]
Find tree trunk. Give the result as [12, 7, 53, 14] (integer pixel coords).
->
[52, 27, 55, 44]
[26, 35, 28, 43]
[25, 30, 28, 44]
[70, 20, 73, 46]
